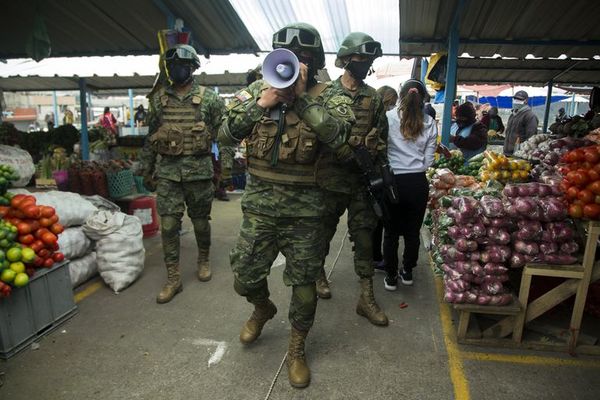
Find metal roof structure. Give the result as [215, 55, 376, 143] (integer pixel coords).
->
[399, 0, 600, 59]
[0, 72, 247, 94]
[0, 0, 259, 59]
[229, 0, 400, 55]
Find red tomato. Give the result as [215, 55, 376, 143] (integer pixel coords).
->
[571, 149, 586, 162]
[569, 204, 584, 218]
[11, 209, 26, 219]
[578, 189, 594, 204]
[567, 171, 590, 187]
[38, 217, 53, 227]
[49, 215, 59, 225]
[18, 199, 36, 212]
[29, 220, 40, 232]
[37, 248, 50, 258]
[595, 195, 600, 204]
[588, 180, 600, 195]
[0, 206, 9, 218]
[23, 205, 41, 219]
[52, 252, 65, 262]
[34, 228, 50, 239]
[50, 241, 59, 251]
[10, 194, 27, 208]
[33, 256, 44, 268]
[30, 240, 44, 253]
[18, 234, 35, 245]
[588, 169, 600, 182]
[41, 232, 57, 245]
[39, 206, 56, 218]
[593, 163, 600, 175]
[566, 186, 579, 200]
[16, 222, 32, 235]
[49, 223, 64, 235]
[43, 257, 54, 269]
[584, 149, 600, 164]
[583, 204, 600, 219]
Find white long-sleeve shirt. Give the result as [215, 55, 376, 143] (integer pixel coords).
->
[386, 107, 438, 174]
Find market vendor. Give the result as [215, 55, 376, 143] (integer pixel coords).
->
[449, 102, 488, 162]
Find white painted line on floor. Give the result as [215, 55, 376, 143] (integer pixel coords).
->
[192, 338, 228, 367]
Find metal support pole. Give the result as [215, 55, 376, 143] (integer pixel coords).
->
[87, 92, 94, 121]
[441, 0, 464, 146]
[52, 90, 59, 128]
[79, 78, 90, 161]
[128, 88, 135, 133]
[542, 80, 553, 133]
[420, 58, 429, 82]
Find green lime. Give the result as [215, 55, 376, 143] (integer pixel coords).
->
[6, 247, 21, 262]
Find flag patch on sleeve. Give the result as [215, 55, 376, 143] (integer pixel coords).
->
[235, 90, 253, 102]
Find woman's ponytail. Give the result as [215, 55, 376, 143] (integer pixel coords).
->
[399, 87, 424, 141]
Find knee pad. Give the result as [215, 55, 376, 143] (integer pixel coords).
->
[234, 278, 269, 302]
[292, 283, 317, 316]
[161, 215, 181, 235]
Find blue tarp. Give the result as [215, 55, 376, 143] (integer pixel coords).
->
[477, 95, 569, 109]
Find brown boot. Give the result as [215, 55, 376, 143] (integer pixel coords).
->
[287, 327, 310, 388]
[156, 264, 182, 304]
[197, 248, 212, 282]
[315, 267, 331, 299]
[356, 278, 389, 326]
[239, 299, 277, 344]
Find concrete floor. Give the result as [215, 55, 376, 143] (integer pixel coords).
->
[1, 193, 600, 400]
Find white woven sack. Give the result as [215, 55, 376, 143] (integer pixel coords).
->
[68, 252, 98, 288]
[82, 210, 145, 293]
[58, 227, 93, 260]
[0, 145, 35, 187]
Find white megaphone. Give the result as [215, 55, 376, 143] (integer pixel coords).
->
[263, 48, 300, 89]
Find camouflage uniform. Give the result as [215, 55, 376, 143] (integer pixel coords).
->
[140, 76, 225, 288]
[220, 78, 355, 330]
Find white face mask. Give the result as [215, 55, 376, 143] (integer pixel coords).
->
[513, 99, 526, 110]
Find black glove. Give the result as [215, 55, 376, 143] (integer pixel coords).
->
[143, 174, 157, 192]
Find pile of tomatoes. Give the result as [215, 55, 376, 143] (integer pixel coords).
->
[0, 194, 65, 269]
[560, 145, 600, 220]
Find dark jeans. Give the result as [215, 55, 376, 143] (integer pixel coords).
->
[372, 219, 384, 262]
[383, 172, 429, 277]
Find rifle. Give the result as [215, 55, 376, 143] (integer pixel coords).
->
[352, 145, 398, 219]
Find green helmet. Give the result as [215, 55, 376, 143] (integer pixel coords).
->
[272, 22, 325, 69]
[163, 44, 200, 69]
[335, 32, 382, 68]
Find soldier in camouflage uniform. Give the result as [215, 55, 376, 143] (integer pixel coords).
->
[315, 32, 390, 327]
[218, 23, 355, 389]
[140, 44, 226, 304]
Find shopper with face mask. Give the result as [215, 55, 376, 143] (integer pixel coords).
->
[449, 102, 488, 161]
[480, 106, 505, 135]
[503, 90, 538, 156]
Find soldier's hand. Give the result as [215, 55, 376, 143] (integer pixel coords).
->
[257, 88, 294, 109]
[294, 63, 308, 98]
[143, 175, 157, 192]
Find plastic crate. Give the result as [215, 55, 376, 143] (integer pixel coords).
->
[106, 169, 134, 199]
[133, 175, 150, 195]
[0, 261, 77, 359]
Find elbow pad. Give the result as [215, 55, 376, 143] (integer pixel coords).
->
[217, 119, 242, 146]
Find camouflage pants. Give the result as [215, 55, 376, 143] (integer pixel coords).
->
[322, 189, 378, 278]
[230, 212, 324, 330]
[157, 178, 214, 265]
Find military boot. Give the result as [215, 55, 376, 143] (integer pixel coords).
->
[356, 278, 389, 326]
[287, 327, 310, 388]
[156, 263, 182, 304]
[315, 267, 331, 299]
[239, 299, 277, 344]
[197, 248, 212, 282]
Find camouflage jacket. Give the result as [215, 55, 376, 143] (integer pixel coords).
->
[218, 79, 355, 217]
[140, 77, 226, 182]
[317, 78, 389, 194]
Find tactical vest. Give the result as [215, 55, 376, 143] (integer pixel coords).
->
[247, 83, 328, 186]
[347, 93, 380, 153]
[150, 86, 211, 156]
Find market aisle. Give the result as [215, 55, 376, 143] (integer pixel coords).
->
[0, 194, 598, 399]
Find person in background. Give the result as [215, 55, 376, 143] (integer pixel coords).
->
[424, 92, 436, 120]
[480, 106, 504, 135]
[451, 100, 459, 120]
[45, 113, 54, 130]
[449, 102, 488, 161]
[383, 79, 437, 290]
[99, 106, 118, 135]
[503, 90, 538, 156]
[246, 65, 262, 86]
[134, 105, 147, 127]
[63, 107, 74, 125]
[555, 107, 566, 122]
[372, 85, 398, 272]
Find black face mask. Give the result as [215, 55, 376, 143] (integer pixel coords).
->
[346, 60, 372, 80]
[296, 54, 318, 87]
[168, 63, 193, 85]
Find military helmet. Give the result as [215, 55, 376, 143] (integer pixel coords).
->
[272, 22, 325, 69]
[164, 44, 200, 69]
[335, 32, 382, 68]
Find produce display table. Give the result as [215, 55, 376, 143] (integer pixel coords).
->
[0, 261, 77, 359]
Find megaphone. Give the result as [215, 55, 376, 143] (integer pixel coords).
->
[263, 48, 300, 89]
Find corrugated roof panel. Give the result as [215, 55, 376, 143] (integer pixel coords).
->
[399, 0, 600, 59]
[230, 0, 400, 54]
[0, 0, 259, 59]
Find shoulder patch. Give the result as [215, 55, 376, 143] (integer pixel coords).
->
[235, 90, 253, 103]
